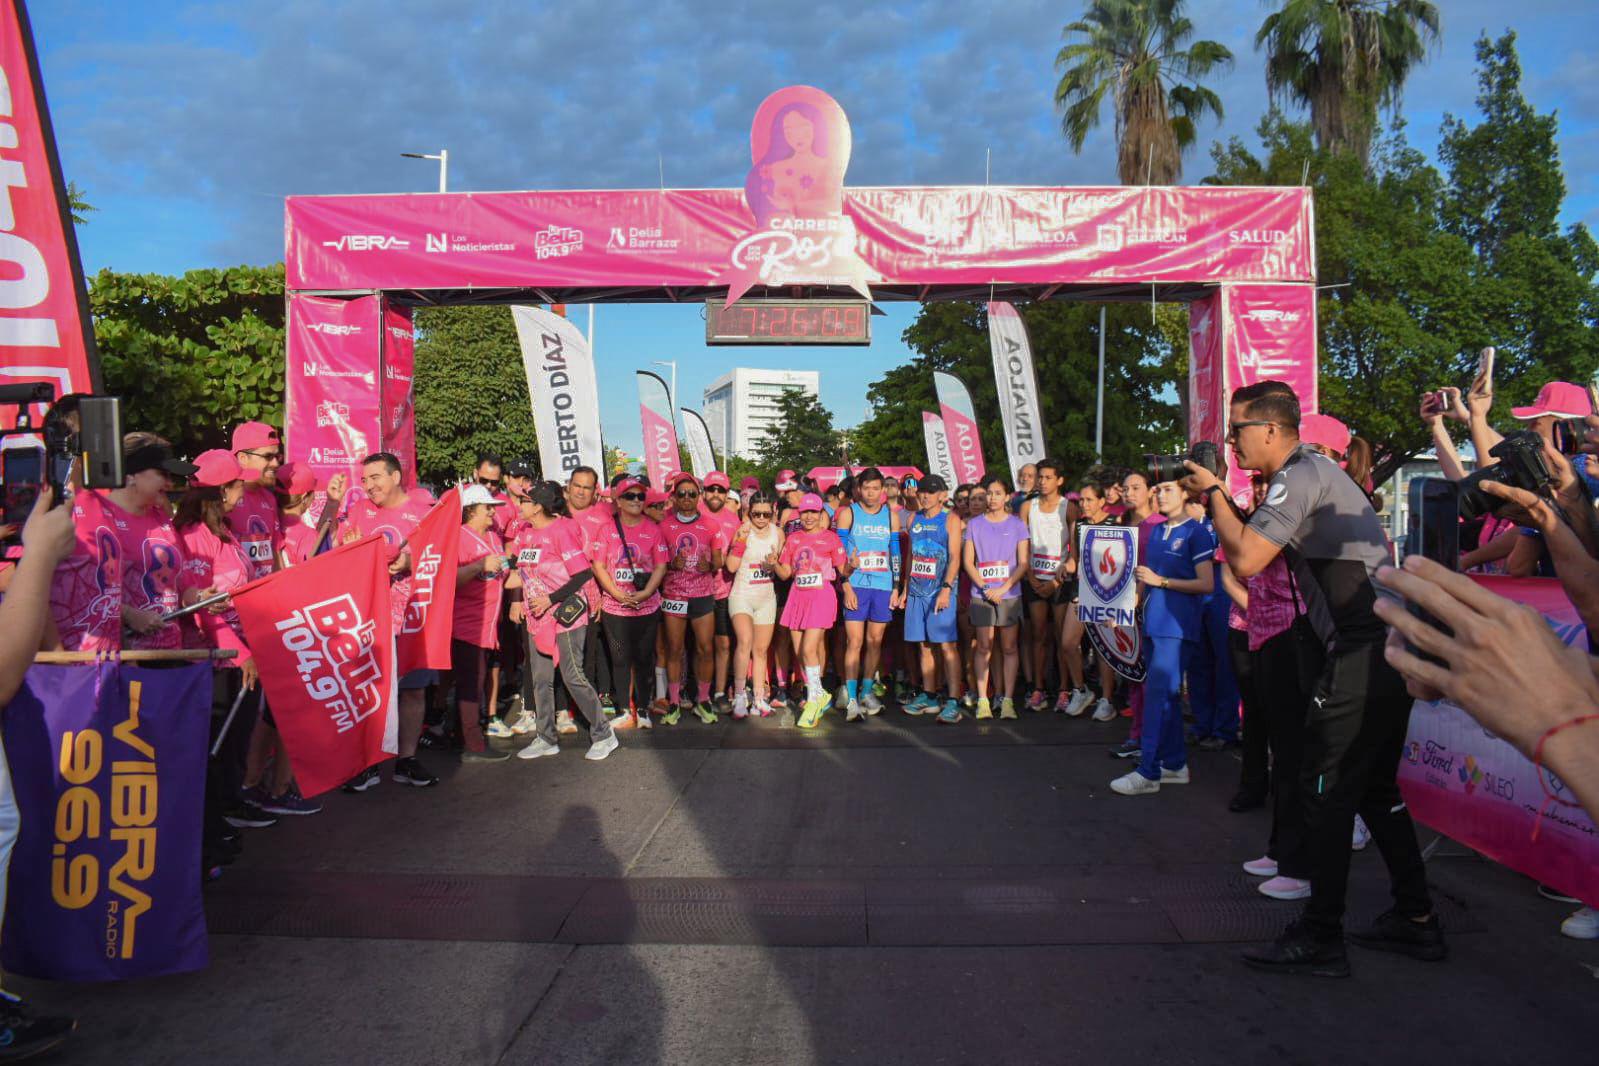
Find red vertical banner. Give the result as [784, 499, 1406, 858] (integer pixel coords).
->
[396, 486, 460, 673]
[285, 293, 383, 485]
[1187, 288, 1226, 452]
[0, 0, 102, 424]
[381, 299, 416, 488]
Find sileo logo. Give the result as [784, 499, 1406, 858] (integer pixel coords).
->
[534, 225, 583, 259]
[307, 322, 362, 335]
[321, 234, 410, 251]
[1230, 229, 1291, 245]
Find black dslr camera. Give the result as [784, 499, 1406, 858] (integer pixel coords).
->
[1146, 440, 1224, 485]
[1455, 430, 1555, 521]
[0, 384, 123, 544]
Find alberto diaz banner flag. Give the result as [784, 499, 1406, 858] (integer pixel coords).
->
[511, 305, 604, 480]
[680, 407, 717, 478]
[987, 301, 1047, 479]
[0, 0, 103, 425]
[2, 662, 210, 981]
[637, 370, 680, 489]
[921, 411, 957, 487]
[933, 371, 986, 485]
[231, 533, 399, 797]
[1076, 523, 1146, 682]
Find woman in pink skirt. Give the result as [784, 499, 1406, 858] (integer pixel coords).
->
[773, 493, 850, 728]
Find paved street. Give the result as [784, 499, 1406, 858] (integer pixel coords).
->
[19, 708, 1597, 1065]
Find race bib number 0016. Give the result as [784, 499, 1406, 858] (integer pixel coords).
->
[910, 556, 939, 579]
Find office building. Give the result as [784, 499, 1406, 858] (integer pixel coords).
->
[703, 368, 820, 459]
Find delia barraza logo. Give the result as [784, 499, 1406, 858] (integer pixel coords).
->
[606, 226, 681, 253]
[321, 234, 410, 252]
[534, 225, 583, 260]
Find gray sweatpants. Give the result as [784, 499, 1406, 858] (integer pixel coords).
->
[528, 626, 614, 746]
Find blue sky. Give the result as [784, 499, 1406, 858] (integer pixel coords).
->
[32, 1, 1599, 458]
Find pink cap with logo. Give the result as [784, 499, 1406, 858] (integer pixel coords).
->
[231, 421, 280, 453]
[645, 488, 669, 506]
[1299, 413, 1352, 457]
[612, 476, 645, 496]
[775, 470, 799, 491]
[669, 471, 699, 491]
[703, 471, 731, 489]
[191, 449, 245, 488]
[798, 493, 826, 512]
[274, 462, 319, 495]
[1512, 381, 1592, 420]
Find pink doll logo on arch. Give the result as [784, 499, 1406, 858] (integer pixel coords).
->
[720, 86, 878, 305]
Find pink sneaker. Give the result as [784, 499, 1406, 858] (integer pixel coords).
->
[1258, 875, 1311, 901]
[1242, 856, 1278, 877]
[1025, 690, 1048, 713]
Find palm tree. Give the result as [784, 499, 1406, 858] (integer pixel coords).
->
[1054, 0, 1233, 185]
[1255, 1, 1440, 167]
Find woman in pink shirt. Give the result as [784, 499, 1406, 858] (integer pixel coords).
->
[109, 433, 196, 651]
[588, 477, 670, 729]
[452, 484, 510, 761]
[774, 493, 850, 728]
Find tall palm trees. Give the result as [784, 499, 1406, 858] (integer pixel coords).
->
[1054, 0, 1233, 185]
[1255, 0, 1440, 166]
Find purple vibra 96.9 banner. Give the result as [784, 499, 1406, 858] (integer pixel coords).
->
[2, 662, 211, 981]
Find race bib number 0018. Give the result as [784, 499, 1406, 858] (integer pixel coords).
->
[978, 562, 1009, 584]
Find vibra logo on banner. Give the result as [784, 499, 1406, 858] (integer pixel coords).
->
[322, 234, 410, 251]
[534, 225, 583, 259]
[307, 322, 362, 335]
[1077, 525, 1145, 682]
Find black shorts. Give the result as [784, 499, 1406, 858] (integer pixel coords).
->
[1021, 580, 1072, 608]
[662, 594, 716, 621]
[714, 596, 732, 637]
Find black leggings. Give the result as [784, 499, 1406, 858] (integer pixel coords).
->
[604, 611, 661, 712]
[451, 638, 492, 706]
[1231, 628, 1268, 799]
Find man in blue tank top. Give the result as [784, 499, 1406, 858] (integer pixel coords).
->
[899, 474, 965, 722]
[835, 467, 902, 721]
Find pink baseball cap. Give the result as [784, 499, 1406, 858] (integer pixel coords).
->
[739, 475, 759, 492]
[1300, 413, 1352, 457]
[274, 462, 319, 495]
[669, 471, 699, 491]
[798, 492, 826, 513]
[231, 421, 280, 453]
[1513, 381, 1592, 420]
[703, 471, 730, 489]
[191, 449, 245, 488]
[645, 488, 669, 506]
[612, 476, 644, 495]
[775, 470, 799, 491]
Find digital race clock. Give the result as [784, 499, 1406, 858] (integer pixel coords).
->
[705, 299, 871, 346]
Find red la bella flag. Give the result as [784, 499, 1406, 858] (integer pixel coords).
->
[396, 486, 460, 673]
[232, 534, 398, 797]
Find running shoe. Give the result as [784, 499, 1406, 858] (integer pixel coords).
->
[585, 733, 619, 761]
[871, 678, 887, 699]
[517, 737, 560, 760]
[1091, 698, 1117, 722]
[259, 786, 323, 816]
[732, 693, 750, 719]
[509, 709, 537, 735]
[484, 716, 514, 739]
[714, 692, 733, 716]
[999, 696, 1017, 720]
[754, 695, 774, 717]
[393, 757, 438, 787]
[0, 991, 75, 1062]
[341, 766, 380, 793]
[1109, 738, 1141, 759]
[663, 705, 682, 726]
[555, 710, 580, 735]
[1066, 689, 1095, 717]
[1259, 876, 1312, 901]
[1561, 906, 1599, 940]
[845, 699, 864, 722]
[1160, 765, 1190, 784]
[975, 697, 993, 720]
[936, 700, 963, 724]
[692, 701, 718, 724]
[1026, 690, 1048, 713]
[1109, 771, 1160, 796]
[770, 688, 789, 709]
[904, 691, 936, 713]
[611, 710, 638, 730]
[798, 693, 831, 729]
[638, 710, 654, 730]
[1352, 815, 1372, 851]
[859, 692, 883, 715]
[961, 691, 976, 710]
[651, 697, 670, 717]
[223, 801, 278, 828]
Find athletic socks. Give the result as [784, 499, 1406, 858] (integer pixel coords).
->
[668, 682, 681, 705]
[697, 681, 712, 703]
[805, 665, 823, 700]
[846, 679, 858, 702]
[655, 668, 668, 701]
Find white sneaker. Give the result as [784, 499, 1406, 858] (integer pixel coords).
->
[1110, 771, 1160, 796]
[1159, 765, 1190, 784]
[732, 693, 749, 719]
[845, 699, 864, 722]
[484, 717, 514, 739]
[1091, 698, 1117, 722]
[754, 696, 773, 717]
[859, 692, 883, 714]
[585, 733, 619, 761]
[1065, 688, 1094, 718]
[517, 737, 560, 760]
[508, 709, 536, 736]
[1352, 814, 1371, 851]
[1561, 906, 1599, 940]
[1258, 876, 1312, 901]
[1242, 856, 1279, 877]
[555, 710, 579, 735]
[638, 711, 653, 730]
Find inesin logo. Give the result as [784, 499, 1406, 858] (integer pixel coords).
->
[321, 235, 410, 251]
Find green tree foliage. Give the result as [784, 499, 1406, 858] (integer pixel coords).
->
[1055, 0, 1232, 184]
[67, 181, 94, 226]
[91, 264, 286, 456]
[754, 388, 842, 475]
[413, 306, 539, 487]
[1255, 1, 1440, 167]
[851, 301, 1182, 484]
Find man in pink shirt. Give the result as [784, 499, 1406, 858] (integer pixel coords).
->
[700, 471, 742, 712]
[341, 451, 440, 791]
[557, 465, 614, 729]
[229, 421, 286, 581]
[659, 471, 726, 723]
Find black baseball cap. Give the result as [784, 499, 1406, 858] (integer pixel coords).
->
[125, 443, 197, 478]
[918, 474, 948, 493]
[505, 457, 537, 479]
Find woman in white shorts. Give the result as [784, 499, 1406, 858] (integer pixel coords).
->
[724, 492, 784, 718]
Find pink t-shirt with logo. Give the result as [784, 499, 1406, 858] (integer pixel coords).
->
[589, 517, 670, 617]
[453, 524, 506, 647]
[778, 527, 846, 607]
[113, 498, 187, 651]
[567, 503, 612, 604]
[49, 488, 123, 653]
[509, 518, 591, 633]
[226, 483, 282, 580]
[280, 513, 328, 566]
[700, 504, 742, 599]
[343, 491, 435, 626]
[177, 521, 254, 661]
[659, 511, 726, 601]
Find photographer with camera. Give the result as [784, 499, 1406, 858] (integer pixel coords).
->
[1183, 381, 1439, 978]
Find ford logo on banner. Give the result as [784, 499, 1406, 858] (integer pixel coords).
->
[1083, 527, 1134, 603]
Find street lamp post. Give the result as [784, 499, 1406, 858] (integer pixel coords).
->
[400, 149, 448, 193]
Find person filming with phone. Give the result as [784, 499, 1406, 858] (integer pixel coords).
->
[1182, 380, 1440, 979]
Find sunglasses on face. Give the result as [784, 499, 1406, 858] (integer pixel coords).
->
[704, 486, 727, 494]
[1227, 420, 1278, 440]
[749, 510, 773, 518]
[675, 490, 699, 499]
[477, 477, 500, 488]
[618, 492, 646, 502]
[240, 449, 280, 462]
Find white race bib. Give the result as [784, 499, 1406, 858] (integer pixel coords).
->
[1031, 553, 1060, 578]
[794, 572, 824, 590]
[747, 565, 772, 585]
[857, 550, 889, 573]
[979, 561, 1009, 584]
[612, 566, 636, 586]
[910, 556, 939, 579]
[518, 548, 542, 566]
[243, 538, 273, 563]
[662, 598, 689, 616]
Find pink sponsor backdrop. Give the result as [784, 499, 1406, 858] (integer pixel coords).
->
[285, 294, 385, 484]
[380, 300, 416, 487]
[286, 186, 1314, 293]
